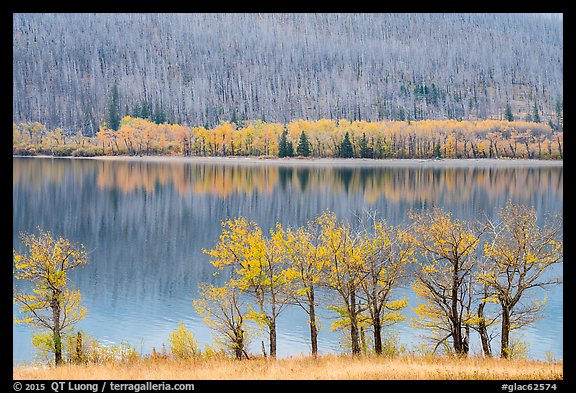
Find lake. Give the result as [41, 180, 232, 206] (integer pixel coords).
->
[12, 157, 563, 362]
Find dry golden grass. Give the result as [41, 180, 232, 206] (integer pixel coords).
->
[13, 354, 562, 380]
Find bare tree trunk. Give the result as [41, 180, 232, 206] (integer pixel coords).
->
[500, 304, 511, 358]
[349, 290, 361, 355]
[309, 286, 318, 357]
[269, 323, 277, 359]
[51, 295, 63, 366]
[477, 301, 492, 357]
[508, 142, 516, 158]
[373, 317, 383, 355]
[234, 329, 244, 360]
[537, 139, 542, 159]
[556, 135, 562, 159]
[261, 340, 267, 358]
[451, 267, 463, 355]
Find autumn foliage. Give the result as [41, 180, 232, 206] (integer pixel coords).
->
[14, 117, 563, 159]
[200, 203, 562, 359]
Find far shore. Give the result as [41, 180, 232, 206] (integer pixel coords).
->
[15, 155, 563, 168]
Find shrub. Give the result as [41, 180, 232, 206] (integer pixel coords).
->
[168, 323, 200, 360]
[503, 334, 530, 360]
[201, 343, 229, 360]
[85, 341, 141, 365]
[51, 145, 75, 156]
[381, 332, 408, 357]
[13, 143, 37, 156]
[72, 145, 103, 157]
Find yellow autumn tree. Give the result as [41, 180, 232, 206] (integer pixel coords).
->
[281, 218, 329, 357]
[194, 282, 249, 360]
[204, 218, 293, 358]
[480, 202, 563, 358]
[409, 208, 485, 356]
[357, 218, 413, 355]
[13, 228, 89, 366]
[318, 211, 365, 355]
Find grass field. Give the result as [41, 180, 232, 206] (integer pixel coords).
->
[13, 354, 563, 380]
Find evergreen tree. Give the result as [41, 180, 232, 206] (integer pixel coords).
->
[555, 97, 562, 130]
[153, 100, 167, 124]
[131, 101, 141, 118]
[359, 132, 372, 158]
[433, 140, 442, 158]
[230, 108, 239, 127]
[296, 131, 311, 157]
[504, 102, 514, 121]
[533, 101, 540, 123]
[286, 140, 294, 157]
[140, 100, 150, 120]
[278, 130, 289, 158]
[108, 83, 120, 130]
[340, 131, 354, 158]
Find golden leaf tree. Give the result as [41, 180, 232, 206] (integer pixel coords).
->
[194, 282, 249, 360]
[357, 218, 413, 355]
[205, 218, 293, 358]
[13, 228, 89, 366]
[480, 202, 563, 358]
[281, 217, 329, 357]
[409, 208, 485, 356]
[318, 212, 365, 355]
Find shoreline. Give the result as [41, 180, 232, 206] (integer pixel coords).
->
[13, 353, 563, 380]
[14, 155, 563, 168]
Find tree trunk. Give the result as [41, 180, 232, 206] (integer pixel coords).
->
[537, 139, 542, 159]
[309, 286, 318, 357]
[269, 323, 277, 359]
[556, 135, 562, 158]
[451, 265, 463, 355]
[349, 290, 361, 355]
[234, 328, 244, 360]
[373, 317, 383, 355]
[509, 142, 516, 158]
[51, 295, 63, 366]
[524, 141, 531, 159]
[477, 301, 492, 357]
[500, 304, 511, 358]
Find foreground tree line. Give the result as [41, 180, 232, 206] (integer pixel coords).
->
[13, 202, 562, 366]
[13, 117, 563, 160]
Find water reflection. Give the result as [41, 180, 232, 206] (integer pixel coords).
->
[13, 157, 563, 362]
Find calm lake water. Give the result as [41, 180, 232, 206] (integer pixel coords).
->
[13, 157, 563, 362]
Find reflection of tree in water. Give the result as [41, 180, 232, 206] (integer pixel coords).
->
[337, 168, 354, 195]
[278, 167, 292, 191]
[14, 159, 563, 208]
[13, 157, 563, 361]
[295, 168, 310, 193]
[356, 168, 376, 191]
